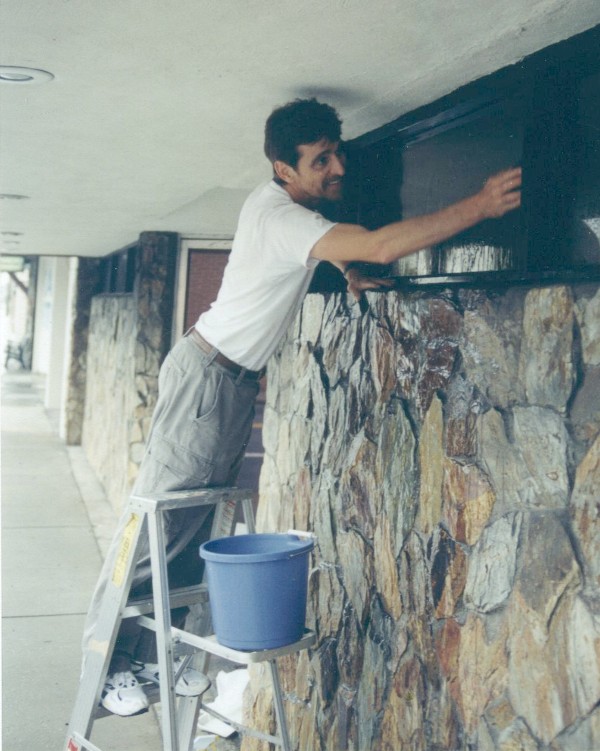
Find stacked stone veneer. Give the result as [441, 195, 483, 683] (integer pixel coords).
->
[64, 257, 104, 445]
[246, 283, 600, 751]
[82, 233, 176, 512]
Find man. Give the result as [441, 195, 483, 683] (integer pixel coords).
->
[84, 98, 521, 715]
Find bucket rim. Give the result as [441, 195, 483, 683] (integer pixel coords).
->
[199, 532, 314, 563]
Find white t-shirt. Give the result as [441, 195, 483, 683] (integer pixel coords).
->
[196, 181, 337, 370]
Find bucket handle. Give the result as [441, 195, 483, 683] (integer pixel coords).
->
[287, 529, 316, 541]
[284, 529, 316, 560]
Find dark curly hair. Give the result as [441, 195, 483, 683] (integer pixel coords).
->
[264, 98, 343, 178]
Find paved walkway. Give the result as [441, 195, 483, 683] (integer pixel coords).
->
[1, 371, 163, 750]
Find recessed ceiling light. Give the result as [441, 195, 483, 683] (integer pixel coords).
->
[0, 66, 54, 84]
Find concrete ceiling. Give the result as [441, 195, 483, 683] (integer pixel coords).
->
[1, 1, 599, 259]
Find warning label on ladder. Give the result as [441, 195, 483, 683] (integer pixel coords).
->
[111, 513, 140, 588]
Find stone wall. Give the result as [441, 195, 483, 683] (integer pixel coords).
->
[246, 283, 600, 751]
[81, 232, 177, 512]
[64, 257, 104, 445]
[82, 294, 137, 509]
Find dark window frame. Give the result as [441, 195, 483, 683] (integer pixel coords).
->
[342, 23, 600, 289]
[100, 243, 138, 294]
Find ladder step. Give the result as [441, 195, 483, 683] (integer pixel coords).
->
[138, 615, 317, 665]
[123, 583, 208, 617]
[129, 486, 255, 513]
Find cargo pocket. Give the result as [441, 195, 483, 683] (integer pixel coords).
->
[137, 433, 216, 494]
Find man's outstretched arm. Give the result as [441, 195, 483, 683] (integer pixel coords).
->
[311, 167, 522, 266]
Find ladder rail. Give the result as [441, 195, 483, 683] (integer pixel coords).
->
[270, 659, 292, 751]
[242, 496, 256, 534]
[66, 512, 148, 743]
[147, 506, 180, 751]
[174, 493, 252, 750]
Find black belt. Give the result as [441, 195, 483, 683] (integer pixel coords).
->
[187, 328, 265, 381]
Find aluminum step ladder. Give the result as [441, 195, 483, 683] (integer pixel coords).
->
[64, 486, 315, 751]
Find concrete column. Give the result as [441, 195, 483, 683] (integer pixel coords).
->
[59, 258, 79, 441]
[32, 256, 72, 411]
[31, 257, 54, 374]
[47, 257, 71, 410]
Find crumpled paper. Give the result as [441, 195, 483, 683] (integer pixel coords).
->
[194, 668, 249, 745]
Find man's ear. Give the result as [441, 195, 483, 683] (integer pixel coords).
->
[273, 160, 295, 185]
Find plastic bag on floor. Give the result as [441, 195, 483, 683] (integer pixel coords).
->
[195, 668, 249, 740]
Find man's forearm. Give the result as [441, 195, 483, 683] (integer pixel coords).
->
[372, 193, 486, 263]
[312, 167, 521, 266]
[315, 195, 485, 265]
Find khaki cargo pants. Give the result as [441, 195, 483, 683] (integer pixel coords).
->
[81, 334, 260, 665]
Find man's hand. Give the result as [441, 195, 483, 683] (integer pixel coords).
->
[345, 266, 395, 300]
[476, 167, 522, 219]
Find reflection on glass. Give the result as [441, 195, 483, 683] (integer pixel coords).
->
[395, 98, 524, 276]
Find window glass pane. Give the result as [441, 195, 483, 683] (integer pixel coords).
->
[395, 98, 524, 276]
[574, 70, 600, 266]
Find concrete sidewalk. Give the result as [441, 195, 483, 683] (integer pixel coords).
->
[1, 371, 163, 750]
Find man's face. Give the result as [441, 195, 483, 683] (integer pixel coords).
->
[277, 138, 346, 208]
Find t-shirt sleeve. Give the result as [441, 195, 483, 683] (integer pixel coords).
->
[264, 201, 337, 269]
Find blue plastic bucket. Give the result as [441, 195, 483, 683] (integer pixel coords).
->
[199, 533, 314, 650]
